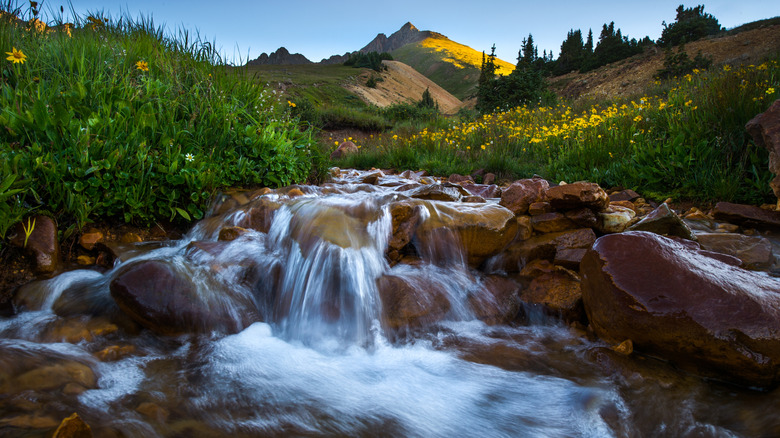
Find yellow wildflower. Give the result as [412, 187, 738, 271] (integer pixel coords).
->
[633, 115, 643, 123]
[6, 47, 26, 64]
[768, 88, 776, 95]
[135, 60, 149, 72]
[287, 100, 296, 107]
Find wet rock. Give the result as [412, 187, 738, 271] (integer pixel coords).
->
[612, 339, 633, 356]
[52, 412, 92, 438]
[110, 260, 259, 335]
[288, 202, 379, 252]
[469, 275, 521, 324]
[528, 202, 552, 216]
[554, 248, 589, 271]
[41, 317, 118, 343]
[415, 202, 518, 266]
[120, 232, 143, 244]
[287, 188, 305, 198]
[461, 183, 501, 199]
[494, 228, 597, 272]
[713, 202, 780, 231]
[217, 226, 248, 241]
[10, 361, 96, 392]
[610, 200, 637, 213]
[78, 228, 104, 251]
[499, 178, 549, 215]
[94, 345, 136, 362]
[695, 232, 774, 269]
[462, 195, 486, 203]
[483, 173, 496, 185]
[236, 197, 283, 233]
[447, 173, 473, 184]
[518, 260, 583, 323]
[531, 212, 576, 233]
[565, 207, 599, 228]
[361, 169, 384, 185]
[515, 215, 534, 241]
[627, 203, 695, 240]
[407, 184, 464, 202]
[387, 201, 423, 262]
[0, 415, 60, 429]
[377, 274, 451, 330]
[546, 182, 609, 211]
[609, 189, 640, 202]
[400, 169, 428, 181]
[330, 140, 359, 160]
[746, 99, 780, 201]
[581, 231, 780, 388]
[8, 215, 61, 274]
[76, 255, 96, 265]
[598, 205, 636, 234]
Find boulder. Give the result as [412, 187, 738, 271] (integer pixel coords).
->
[8, 215, 61, 274]
[695, 232, 774, 270]
[415, 202, 518, 266]
[469, 275, 521, 324]
[329, 140, 359, 160]
[530, 212, 576, 233]
[235, 197, 283, 234]
[110, 260, 259, 335]
[52, 413, 92, 438]
[493, 228, 597, 272]
[520, 268, 583, 323]
[528, 202, 552, 216]
[361, 169, 384, 185]
[461, 183, 501, 199]
[746, 99, 780, 201]
[565, 207, 599, 228]
[581, 231, 780, 388]
[377, 274, 451, 330]
[609, 189, 641, 203]
[546, 182, 609, 211]
[447, 173, 474, 184]
[598, 205, 636, 234]
[627, 203, 695, 240]
[387, 201, 423, 262]
[713, 202, 780, 231]
[499, 178, 549, 215]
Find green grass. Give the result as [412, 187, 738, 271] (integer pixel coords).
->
[0, 6, 318, 243]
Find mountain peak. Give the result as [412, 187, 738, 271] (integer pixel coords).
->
[401, 22, 417, 32]
[360, 22, 430, 53]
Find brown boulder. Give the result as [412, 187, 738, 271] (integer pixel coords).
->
[447, 173, 474, 184]
[627, 203, 695, 240]
[52, 413, 92, 438]
[695, 232, 774, 270]
[377, 274, 451, 330]
[520, 268, 583, 323]
[498, 178, 549, 215]
[469, 275, 521, 324]
[235, 197, 283, 233]
[8, 215, 61, 274]
[329, 140, 359, 160]
[528, 202, 552, 216]
[531, 212, 577, 233]
[546, 182, 609, 211]
[110, 260, 259, 335]
[387, 201, 423, 262]
[494, 228, 597, 272]
[461, 183, 501, 199]
[713, 202, 780, 231]
[581, 231, 780, 388]
[746, 99, 780, 201]
[564, 207, 599, 228]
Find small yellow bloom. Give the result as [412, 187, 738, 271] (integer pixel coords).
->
[287, 100, 296, 107]
[480, 145, 486, 150]
[633, 115, 643, 123]
[136, 60, 149, 72]
[768, 88, 776, 95]
[6, 47, 26, 64]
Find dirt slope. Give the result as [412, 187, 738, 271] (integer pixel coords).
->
[552, 24, 780, 100]
[345, 60, 463, 114]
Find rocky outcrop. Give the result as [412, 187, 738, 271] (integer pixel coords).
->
[359, 22, 432, 54]
[746, 99, 780, 203]
[246, 47, 312, 66]
[581, 231, 780, 388]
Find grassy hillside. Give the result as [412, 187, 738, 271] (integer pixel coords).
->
[392, 34, 514, 100]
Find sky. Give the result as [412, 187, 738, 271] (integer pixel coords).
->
[36, 0, 780, 65]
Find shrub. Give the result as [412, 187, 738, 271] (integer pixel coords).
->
[658, 4, 722, 47]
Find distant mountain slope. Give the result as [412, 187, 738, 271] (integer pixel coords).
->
[390, 33, 515, 100]
[345, 60, 463, 114]
[247, 47, 312, 66]
[360, 22, 432, 53]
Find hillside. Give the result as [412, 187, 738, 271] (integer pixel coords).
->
[550, 23, 780, 100]
[344, 60, 463, 114]
[392, 33, 514, 100]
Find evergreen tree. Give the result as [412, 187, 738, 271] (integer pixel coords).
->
[581, 22, 645, 72]
[476, 45, 499, 113]
[418, 87, 438, 111]
[555, 29, 585, 75]
[658, 4, 722, 47]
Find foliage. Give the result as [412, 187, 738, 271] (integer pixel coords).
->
[0, 6, 316, 244]
[343, 59, 780, 205]
[658, 4, 722, 47]
[344, 51, 392, 72]
[580, 22, 650, 73]
[417, 87, 438, 111]
[656, 44, 712, 79]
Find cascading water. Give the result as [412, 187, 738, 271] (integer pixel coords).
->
[2, 170, 780, 437]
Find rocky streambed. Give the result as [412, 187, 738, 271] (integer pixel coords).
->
[3, 167, 780, 437]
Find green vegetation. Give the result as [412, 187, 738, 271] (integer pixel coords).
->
[344, 51, 392, 72]
[656, 43, 712, 79]
[658, 4, 722, 47]
[339, 60, 780, 204]
[0, 6, 316, 244]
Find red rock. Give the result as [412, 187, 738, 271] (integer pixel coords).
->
[546, 182, 609, 211]
[528, 202, 552, 216]
[407, 184, 464, 202]
[482, 173, 496, 185]
[608, 189, 640, 202]
[531, 212, 577, 233]
[713, 202, 780, 231]
[361, 170, 384, 185]
[498, 178, 549, 215]
[554, 248, 589, 270]
[627, 203, 694, 240]
[521, 270, 583, 323]
[329, 140, 359, 160]
[469, 275, 521, 324]
[387, 201, 423, 262]
[8, 215, 61, 274]
[447, 173, 474, 184]
[52, 412, 92, 438]
[461, 183, 501, 199]
[377, 274, 451, 330]
[746, 99, 780, 200]
[495, 228, 597, 272]
[218, 226, 248, 241]
[581, 231, 780, 388]
[696, 232, 774, 270]
[78, 229, 104, 251]
[565, 207, 599, 228]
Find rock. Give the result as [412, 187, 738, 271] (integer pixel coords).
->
[581, 231, 780, 388]
[136, 402, 170, 422]
[76, 255, 96, 265]
[52, 413, 92, 438]
[1, 415, 60, 429]
[377, 274, 451, 330]
[494, 228, 597, 272]
[235, 197, 283, 234]
[554, 248, 589, 271]
[713, 202, 780, 231]
[120, 232, 142, 244]
[400, 169, 428, 181]
[482, 173, 496, 185]
[531, 212, 577, 233]
[627, 203, 695, 240]
[462, 195, 486, 203]
[515, 216, 534, 241]
[746, 99, 780, 201]
[94, 345, 136, 362]
[499, 178, 549, 215]
[565, 207, 599, 228]
[461, 183, 501, 199]
[597, 205, 637, 234]
[610, 200, 637, 213]
[78, 228, 104, 251]
[415, 202, 518, 266]
[609, 189, 641, 202]
[447, 173, 473, 184]
[11, 361, 96, 392]
[287, 188, 305, 198]
[361, 170, 384, 185]
[387, 201, 423, 262]
[518, 261, 583, 323]
[330, 140, 359, 160]
[8, 215, 61, 274]
[546, 182, 609, 211]
[528, 202, 552, 216]
[695, 232, 774, 269]
[612, 339, 633, 356]
[110, 260, 259, 335]
[218, 226, 248, 241]
[469, 275, 521, 324]
[407, 184, 464, 202]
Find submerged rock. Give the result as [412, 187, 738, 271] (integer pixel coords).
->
[581, 231, 780, 388]
[377, 274, 451, 330]
[469, 275, 521, 324]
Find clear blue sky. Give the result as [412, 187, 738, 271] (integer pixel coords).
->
[40, 1, 780, 65]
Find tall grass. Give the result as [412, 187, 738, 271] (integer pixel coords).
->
[0, 5, 317, 242]
[343, 61, 779, 203]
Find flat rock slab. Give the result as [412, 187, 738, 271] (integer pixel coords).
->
[713, 202, 780, 231]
